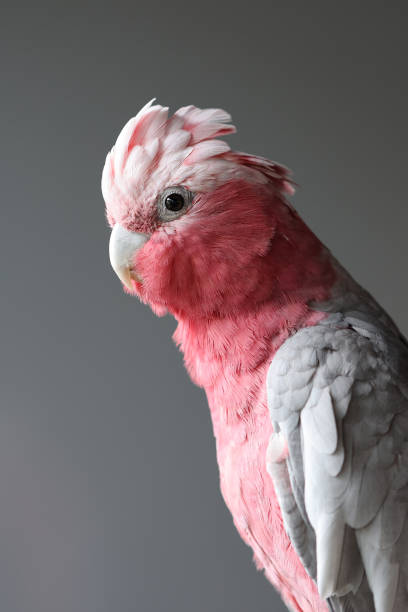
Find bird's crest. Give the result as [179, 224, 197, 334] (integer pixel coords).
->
[102, 100, 293, 226]
[102, 100, 239, 218]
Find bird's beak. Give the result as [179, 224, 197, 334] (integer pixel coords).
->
[109, 224, 149, 290]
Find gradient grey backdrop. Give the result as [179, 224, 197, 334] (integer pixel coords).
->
[2, 2, 408, 611]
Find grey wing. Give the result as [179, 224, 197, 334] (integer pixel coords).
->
[266, 319, 408, 612]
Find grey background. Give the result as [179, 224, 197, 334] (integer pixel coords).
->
[2, 2, 408, 611]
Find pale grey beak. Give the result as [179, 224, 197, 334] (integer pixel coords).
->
[109, 224, 149, 290]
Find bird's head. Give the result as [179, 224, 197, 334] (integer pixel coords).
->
[102, 100, 324, 319]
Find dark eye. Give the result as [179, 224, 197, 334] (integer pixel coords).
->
[158, 185, 193, 221]
[164, 193, 185, 212]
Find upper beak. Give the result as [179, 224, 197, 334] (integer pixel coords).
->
[109, 224, 149, 290]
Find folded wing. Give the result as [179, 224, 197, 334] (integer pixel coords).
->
[267, 316, 408, 612]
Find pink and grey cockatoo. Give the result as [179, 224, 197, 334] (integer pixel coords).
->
[102, 100, 408, 612]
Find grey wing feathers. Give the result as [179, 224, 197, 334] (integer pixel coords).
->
[267, 316, 408, 612]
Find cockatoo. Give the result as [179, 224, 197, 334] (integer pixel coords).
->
[102, 100, 408, 612]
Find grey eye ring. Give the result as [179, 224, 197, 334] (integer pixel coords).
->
[157, 185, 194, 221]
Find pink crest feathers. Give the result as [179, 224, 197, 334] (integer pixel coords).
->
[102, 100, 238, 225]
[102, 99, 294, 229]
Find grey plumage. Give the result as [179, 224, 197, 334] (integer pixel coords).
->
[266, 264, 408, 612]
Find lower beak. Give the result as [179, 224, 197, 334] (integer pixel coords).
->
[109, 224, 149, 290]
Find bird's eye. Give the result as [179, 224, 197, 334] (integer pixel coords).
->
[165, 193, 185, 212]
[158, 186, 193, 221]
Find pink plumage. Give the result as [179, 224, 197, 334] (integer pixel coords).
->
[103, 101, 408, 612]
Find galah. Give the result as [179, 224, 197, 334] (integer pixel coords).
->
[102, 100, 408, 612]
